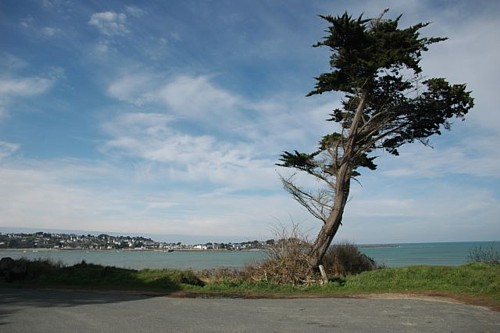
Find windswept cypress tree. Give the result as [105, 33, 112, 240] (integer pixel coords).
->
[278, 10, 474, 269]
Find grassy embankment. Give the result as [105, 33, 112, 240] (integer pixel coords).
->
[1, 259, 499, 309]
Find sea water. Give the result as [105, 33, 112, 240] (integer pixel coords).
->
[0, 249, 267, 270]
[359, 241, 499, 267]
[0, 241, 497, 270]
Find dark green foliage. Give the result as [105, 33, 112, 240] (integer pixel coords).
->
[278, 150, 319, 172]
[50, 262, 204, 289]
[280, 9, 474, 172]
[308, 10, 446, 95]
[322, 242, 377, 277]
[0, 259, 204, 290]
[0, 258, 61, 282]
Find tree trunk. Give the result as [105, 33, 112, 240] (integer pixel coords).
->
[307, 91, 367, 270]
[307, 163, 351, 269]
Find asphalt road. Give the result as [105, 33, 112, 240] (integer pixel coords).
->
[1, 288, 499, 332]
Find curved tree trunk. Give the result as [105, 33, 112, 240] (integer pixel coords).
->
[307, 91, 366, 270]
[307, 163, 351, 269]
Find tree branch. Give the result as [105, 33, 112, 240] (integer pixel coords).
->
[280, 175, 332, 224]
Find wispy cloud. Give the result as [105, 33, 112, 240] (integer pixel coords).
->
[106, 71, 157, 105]
[100, 110, 276, 190]
[157, 75, 241, 120]
[0, 75, 55, 121]
[102, 71, 334, 192]
[380, 135, 500, 179]
[0, 142, 19, 160]
[341, 183, 500, 243]
[125, 6, 145, 18]
[0, 157, 298, 238]
[0, 54, 28, 71]
[40, 27, 60, 37]
[89, 11, 129, 36]
[18, 15, 62, 39]
[107, 73, 242, 116]
[0, 77, 54, 96]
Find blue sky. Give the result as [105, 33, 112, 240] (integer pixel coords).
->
[1, 0, 499, 244]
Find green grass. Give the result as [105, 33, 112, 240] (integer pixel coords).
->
[204, 263, 499, 295]
[1, 259, 498, 308]
[197, 263, 500, 308]
[341, 263, 499, 296]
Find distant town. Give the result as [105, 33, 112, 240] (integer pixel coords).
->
[0, 232, 274, 251]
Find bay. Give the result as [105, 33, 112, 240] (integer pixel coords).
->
[0, 241, 497, 270]
[0, 249, 267, 270]
[359, 241, 499, 267]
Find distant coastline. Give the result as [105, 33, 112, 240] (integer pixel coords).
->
[1, 241, 498, 270]
[0, 232, 269, 251]
[358, 244, 399, 249]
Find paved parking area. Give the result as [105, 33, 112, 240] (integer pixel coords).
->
[1, 288, 499, 332]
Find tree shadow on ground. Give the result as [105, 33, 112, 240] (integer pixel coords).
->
[0, 287, 162, 308]
[0, 259, 204, 313]
[0, 287, 167, 327]
[1, 259, 203, 292]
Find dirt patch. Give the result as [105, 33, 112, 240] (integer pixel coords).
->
[168, 290, 500, 312]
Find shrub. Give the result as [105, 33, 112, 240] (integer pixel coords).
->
[0, 257, 61, 282]
[322, 242, 376, 277]
[25, 258, 62, 279]
[167, 269, 205, 286]
[468, 244, 500, 265]
[230, 224, 377, 285]
[197, 267, 246, 284]
[241, 223, 319, 285]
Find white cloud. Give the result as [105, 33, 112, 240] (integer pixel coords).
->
[420, 9, 500, 134]
[0, 76, 54, 120]
[339, 184, 500, 243]
[0, 158, 295, 239]
[100, 111, 278, 190]
[19, 16, 34, 29]
[102, 69, 341, 195]
[91, 40, 114, 56]
[106, 71, 332, 154]
[18, 16, 62, 39]
[41, 27, 59, 37]
[107, 72, 157, 105]
[125, 6, 145, 18]
[0, 162, 128, 231]
[107, 73, 243, 121]
[103, 70, 339, 195]
[0, 54, 28, 71]
[42, 0, 64, 9]
[89, 11, 129, 36]
[379, 134, 500, 179]
[157, 75, 240, 119]
[0, 141, 19, 160]
[0, 77, 54, 96]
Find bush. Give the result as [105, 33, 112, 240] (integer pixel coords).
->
[231, 223, 377, 285]
[468, 244, 499, 265]
[0, 257, 61, 282]
[241, 223, 319, 285]
[322, 242, 376, 277]
[197, 267, 246, 284]
[167, 269, 205, 286]
[25, 258, 62, 279]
